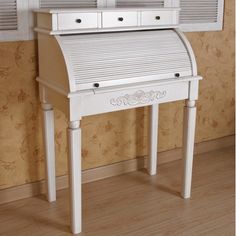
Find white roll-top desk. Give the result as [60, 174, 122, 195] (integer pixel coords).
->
[35, 7, 202, 234]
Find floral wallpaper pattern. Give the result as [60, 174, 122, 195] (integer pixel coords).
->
[0, 0, 234, 189]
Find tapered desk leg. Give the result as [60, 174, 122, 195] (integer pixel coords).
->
[148, 104, 159, 176]
[68, 121, 82, 234]
[182, 100, 197, 199]
[42, 103, 56, 202]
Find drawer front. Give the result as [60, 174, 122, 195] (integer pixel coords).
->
[57, 13, 98, 30]
[141, 11, 175, 26]
[102, 11, 138, 28]
[81, 82, 189, 117]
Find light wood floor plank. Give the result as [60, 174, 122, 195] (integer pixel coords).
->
[0, 146, 234, 236]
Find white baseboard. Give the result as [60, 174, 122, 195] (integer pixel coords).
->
[0, 135, 234, 205]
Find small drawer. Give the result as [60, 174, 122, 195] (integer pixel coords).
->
[57, 13, 98, 30]
[141, 11, 176, 26]
[102, 11, 138, 28]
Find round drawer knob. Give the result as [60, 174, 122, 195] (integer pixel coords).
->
[175, 73, 180, 78]
[75, 19, 82, 23]
[118, 17, 124, 22]
[94, 83, 100, 88]
[155, 16, 161, 20]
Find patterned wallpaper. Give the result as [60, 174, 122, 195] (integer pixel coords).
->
[0, 0, 234, 189]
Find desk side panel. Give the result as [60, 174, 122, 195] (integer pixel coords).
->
[38, 33, 70, 92]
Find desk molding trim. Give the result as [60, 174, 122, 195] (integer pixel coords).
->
[0, 135, 234, 205]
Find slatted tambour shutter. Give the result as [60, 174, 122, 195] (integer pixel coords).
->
[0, 0, 17, 31]
[58, 30, 193, 90]
[39, 0, 97, 8]
[180, 0, 218, 23]
[0, 0, 29, 41]
[116, 0, 165, 7]
[179, 0, 224, 31]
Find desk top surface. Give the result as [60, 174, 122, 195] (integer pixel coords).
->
[35, 7, 180, 14]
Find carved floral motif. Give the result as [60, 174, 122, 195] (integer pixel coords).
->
[110, 90, 167, 106]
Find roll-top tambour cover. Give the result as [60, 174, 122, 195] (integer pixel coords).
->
[50, 29, 196, 92]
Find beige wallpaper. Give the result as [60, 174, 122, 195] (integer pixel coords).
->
[0, 0, 234, 190]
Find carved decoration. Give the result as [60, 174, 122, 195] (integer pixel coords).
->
[110, 90, 167, 106]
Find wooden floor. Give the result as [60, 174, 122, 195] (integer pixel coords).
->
[0, 146, 234, 236]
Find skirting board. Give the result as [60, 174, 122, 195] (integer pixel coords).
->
[0, 135, 234, 205]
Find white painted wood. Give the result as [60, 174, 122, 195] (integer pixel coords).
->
[41, 103, 56, 202]
[107, 0, 116, 7]
[189, 80, 199, 101]
[81, 80, 190, 117]
[141, 10, 177, 26]
[37, 76, 202, 121]
[179, 0, 225, 32]
[34, 24, 180, 36]
[97, 0, 107, 7]
[102, 11, 138, 28]
[54, 30, 193, 91]
[0, 0, 224, 42]
[35, 8, 203, 233]
[68, 120, 82, 234]
[174, 29, 198, 76]
[28, 0, 40, 40]
[0, 0, 30, 42]
[148, 104, 159, 175]
[116, 0, 164, 7]
[57, 13, 99, 30]
[168, 0, 180, 8]
[35, 8, 181, 35]
[40, 0, 97, 8]
[164, 0, 172, 7]
[36, 8, 180, 14]
[182, 100, 196, 199]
